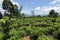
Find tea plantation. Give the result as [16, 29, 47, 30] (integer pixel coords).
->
[0, 16, 60, 40]
[0, 0, 60, 40]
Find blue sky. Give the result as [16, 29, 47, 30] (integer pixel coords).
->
[0, 0, 60, 15]
[13, 0, 52, 13]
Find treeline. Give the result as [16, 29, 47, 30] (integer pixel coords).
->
[0, 0, 60, 19]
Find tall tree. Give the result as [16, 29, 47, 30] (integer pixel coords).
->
[49, 9, 55, 17]
[13, 5, 19, 17]
[18, 5, 23, 18]
[31, 10, 35, 16]
[2, 0, 19, 18]
[49, 9, 59, 17]
[0, 11, 3, 19]
[55, 12, 59, 17]
[2, 0, 13, 17]
[19, 5, 23, 14]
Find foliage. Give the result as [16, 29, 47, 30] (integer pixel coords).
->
[37, 35, 50, 40]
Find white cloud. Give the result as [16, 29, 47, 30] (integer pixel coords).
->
[50, 1, 56, 4]
[56, 0, 60, 1]
[43, 6, 60, 14]
[35, 7, 40, 11]
[0, 0, 3, 7]
[35, 6, 60, 15]
[0, 0, 4, 14]
[50, 0, 60, 4]
[44, 7, 60, 11]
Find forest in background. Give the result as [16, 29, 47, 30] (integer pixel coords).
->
[0, 0, 60, 40]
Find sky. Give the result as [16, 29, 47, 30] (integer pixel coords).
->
[0, 0, 60, 15]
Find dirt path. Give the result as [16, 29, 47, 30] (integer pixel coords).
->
[48, 35, 56, 40]
[23, 36, 30, 40]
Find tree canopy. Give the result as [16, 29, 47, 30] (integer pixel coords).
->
[49, 9, 59, 17]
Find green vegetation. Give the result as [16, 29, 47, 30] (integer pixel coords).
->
[0, 0, 60, 40]
[1, 16, 60, 40]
